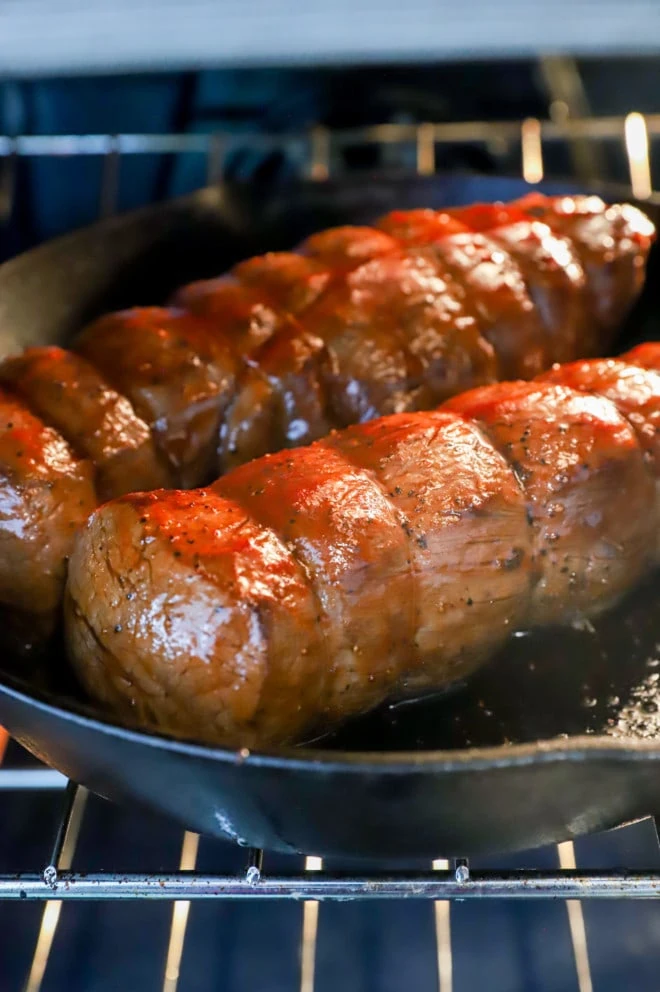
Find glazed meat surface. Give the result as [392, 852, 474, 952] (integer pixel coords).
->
[378, 208, 559, 377]
[65, 343, 660, 749]
[451, 202, 591, 362]
[232, 253, 332, 313]
[516, 193, 653, 335]
[443, 380, 654, 625]
[0, 390, 96, 656]
[298, 225, 401, 268]
[0, 194, 654, 664]
[75, 308, 238, 488]
[0, 346, 169, 500]
[71, 194, 654, 482]
[219, 324, 333, 472]
[300, 251, 497, 426]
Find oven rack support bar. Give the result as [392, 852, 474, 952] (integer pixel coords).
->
[0, 110, 655, 207]
[0, 116, 658, 157]
[3, 869, 660, 901]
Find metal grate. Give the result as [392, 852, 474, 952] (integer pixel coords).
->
[5, 753, 660, 992]
[0, 111, 656, 220]
[1, 108, 659, 989]
[1, 765, 660, 902]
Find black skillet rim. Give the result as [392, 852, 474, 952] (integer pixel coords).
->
[5, 666, 660, 775]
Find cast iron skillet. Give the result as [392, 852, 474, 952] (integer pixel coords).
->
[1, 173, 660, 862]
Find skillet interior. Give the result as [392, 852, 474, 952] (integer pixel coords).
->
[1, 172, 660, 860]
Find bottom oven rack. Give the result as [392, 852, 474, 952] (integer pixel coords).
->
[3, 766, 660, 902]
[5, 750, 660, 992]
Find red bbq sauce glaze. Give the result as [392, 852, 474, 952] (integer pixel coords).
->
[444, 380, 656, 625]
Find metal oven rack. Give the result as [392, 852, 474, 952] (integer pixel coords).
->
[4, 771, 660, 902]
[0, 111, 658, 222]
[4, 752, 660, 992]
[2, 110, 660, 991]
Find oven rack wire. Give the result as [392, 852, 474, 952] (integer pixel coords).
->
[1, 771, 660, 903]
[3, 759, 660, 992]
[0, 110, 656, 229]
[0, 105, 659, 990]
